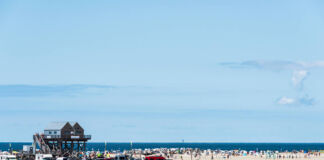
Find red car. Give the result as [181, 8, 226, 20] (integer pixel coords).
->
[145, 156, 166, 160]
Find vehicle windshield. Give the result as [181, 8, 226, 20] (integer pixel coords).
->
[43, 158, 52, 160]
[7, 158, 17, 160]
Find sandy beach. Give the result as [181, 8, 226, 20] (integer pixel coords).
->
[119, 150, 324, 160]
[132, 154, 324, 160]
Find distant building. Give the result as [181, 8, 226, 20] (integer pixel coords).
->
[70, 122, 84, 136]
[34, 121, 91, 156]
[44, 122, 74, 137]
[44, 122, 85, 138]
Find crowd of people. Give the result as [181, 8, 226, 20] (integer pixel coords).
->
[2, 148, 324, 160]
[67, 148, 324, 160]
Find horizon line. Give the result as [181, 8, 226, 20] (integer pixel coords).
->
[2, 141, 324, 144]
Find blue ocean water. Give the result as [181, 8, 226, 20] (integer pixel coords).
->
[1, 143, 324, 152]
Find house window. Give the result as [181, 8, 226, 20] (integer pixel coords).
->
[49, 131, 52, 134]
[54, 131, 57, 134]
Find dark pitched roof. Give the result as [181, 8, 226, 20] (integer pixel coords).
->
[45, 122, 69, 130]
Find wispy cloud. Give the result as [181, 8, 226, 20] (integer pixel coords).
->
[277, 95, 314, 106]
[0, 84, 113, 97]
[277, 97, 295, 105]
[220, 60, 324, 71]
[220, 60, 323, 88]
[221, 60, 324, 106]
[292, 70, 308, 89]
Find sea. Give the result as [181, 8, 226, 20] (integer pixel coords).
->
[1, 143, 324, 152]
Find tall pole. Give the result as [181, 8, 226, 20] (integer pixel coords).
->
[9, 142, 12, 154]
[105, 141, 107, 153]
[130, 141, 133, 160]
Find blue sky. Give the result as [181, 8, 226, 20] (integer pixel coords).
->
[1, 0, 324, 142]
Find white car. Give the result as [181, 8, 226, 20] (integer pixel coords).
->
[0, 155, 17, 160]
[35, 154, 53, 160]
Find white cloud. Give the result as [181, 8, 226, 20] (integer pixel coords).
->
[292, 70, 308, 88]
[221, 60, 319, 89]
[220, 60, 324, 71]
[0, 84, 114, 97]
[277, 95, 314, 106]
[221, 60, 322, 107]
[278, 97, 295, 105]
[299, 61, 324, 68]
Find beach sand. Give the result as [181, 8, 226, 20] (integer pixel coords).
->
[130, 153, 324, 160]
